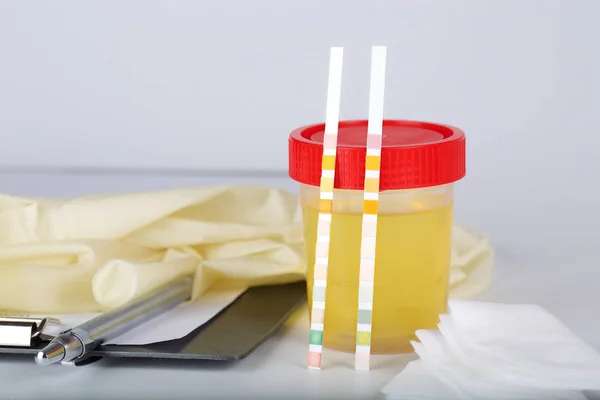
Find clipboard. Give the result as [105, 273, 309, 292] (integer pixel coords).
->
[0, 281, 306, 366]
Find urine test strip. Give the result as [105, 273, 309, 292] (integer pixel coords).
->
[307, 46, 344, 370]
[354, 46, 387, 371]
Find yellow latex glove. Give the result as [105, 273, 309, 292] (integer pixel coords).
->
[0, 186, 492, 314]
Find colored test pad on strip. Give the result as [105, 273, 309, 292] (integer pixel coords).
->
[307, 46, 344, 370]
[355, 46, 387, 371]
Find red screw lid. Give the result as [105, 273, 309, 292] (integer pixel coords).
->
[289, 120, 466, 191]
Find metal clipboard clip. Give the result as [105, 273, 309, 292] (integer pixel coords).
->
[0, 316, 62, 347]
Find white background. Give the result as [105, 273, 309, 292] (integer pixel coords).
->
[1, 0, 599, 178]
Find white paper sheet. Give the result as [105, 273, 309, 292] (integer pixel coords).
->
[42, 288, 246, 345]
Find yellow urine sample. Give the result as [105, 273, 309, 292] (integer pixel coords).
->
[303, 204, 453, 354]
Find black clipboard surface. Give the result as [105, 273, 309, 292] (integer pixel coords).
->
[0, 281, 306, 364]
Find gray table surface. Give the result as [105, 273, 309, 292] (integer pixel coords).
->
[0, 170, 598, 399]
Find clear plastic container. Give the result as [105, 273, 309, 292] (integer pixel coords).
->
[300, 183, 453, 353]
[289, 120, 466, 354]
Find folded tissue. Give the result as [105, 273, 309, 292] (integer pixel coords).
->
[382, 301, 600, 399]
[0, 186, 493, 314]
